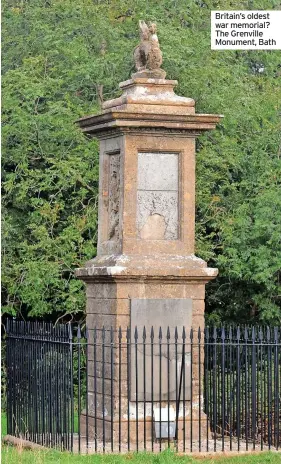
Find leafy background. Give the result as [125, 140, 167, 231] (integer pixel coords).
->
[2, 0, 281, 324]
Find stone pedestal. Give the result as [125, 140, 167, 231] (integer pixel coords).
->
[76, 75, 222, 444]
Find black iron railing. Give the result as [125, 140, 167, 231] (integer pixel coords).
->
[5, 320, 281, 453]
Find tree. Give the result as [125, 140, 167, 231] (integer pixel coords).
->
[2, 0, 281, 323]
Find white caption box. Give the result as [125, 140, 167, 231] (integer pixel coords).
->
[211, 11, 281, 50]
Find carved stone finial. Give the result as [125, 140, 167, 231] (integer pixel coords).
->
[133, 20, 166, 79]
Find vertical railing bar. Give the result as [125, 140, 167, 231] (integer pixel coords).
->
[45, 323, 50, 447]
[85, 326, 89, 454]
[175, 327, 178, 453]
[143, 326, 146, 451]
[51, 324, 55, 447]
[24, 321, 28, 440]
[244, 328, 249, 451]
[47, 323, 50, 447]
[134, 327, 139, 452]
[94, 327, 97, 453]
[18, 322, 22, 441]
[37, 323, 41, 445]
[51, 325, 54, 448]
[118, 327, 122, 453]
[51, 327, 55, 448]
[57, 325, 61, 450]
[229, 326, 233, 451]
[11, 320, 16, 437]
[13, 321, 18, 439]
[256, 327, 259, 451]
[183, 326, 186, 453]
[22, 322, 26, 441]
[213, 327, 217, 452]
[252, 327, 256, 451]
[69, 323, 74, 452]
[267, 327, 272, 450]
[237, 326, 241, 451]
[259, 328, 264, 451]
[6, 320, 10, 436]
[10, 320, 15, 437]
[55, 327, 59, 449]
[19, 321, 23, 440]
[274, 327, 279, 450]
[221, 327, 225, 452]
[62, 326, 67, 450]
[227, 327, 230, 451]
[151, 327, 154, 453]
[126, 327, 130, 452]
[250, 329, 253, 451]
[77, 324, 82, 453]
[204, 327, 209, 453]
[14, 320, 18, 437]
[167, 326, 170, 449]
[175, 327, 180, 452]
[110, 327, 114, 453]
[102, 326, 105, 453]
[190, 328, 193, 453]
[26, 322, 30, 443]
[198, 327, 202, 452]
[159, 327, 162, 452]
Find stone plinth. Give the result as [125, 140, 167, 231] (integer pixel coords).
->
[76, 75, 222, 443]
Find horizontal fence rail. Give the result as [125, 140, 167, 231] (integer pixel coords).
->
[5, 320, 281, 454]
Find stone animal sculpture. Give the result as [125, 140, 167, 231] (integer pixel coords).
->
[134, 20, 164, 75]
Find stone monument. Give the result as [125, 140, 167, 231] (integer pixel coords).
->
[76, 21, 222, 445]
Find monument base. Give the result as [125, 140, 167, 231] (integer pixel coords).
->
[80, 408, 209, 444]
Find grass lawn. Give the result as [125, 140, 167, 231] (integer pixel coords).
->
[1, 447, 281, 464]
[2, 414, 281, 463]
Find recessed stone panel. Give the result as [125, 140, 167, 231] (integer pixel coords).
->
[138, 152, 178, 191]
[130, 298, 192, 401]
[108, 153, 121, 241]
[137, 152, 179, 240]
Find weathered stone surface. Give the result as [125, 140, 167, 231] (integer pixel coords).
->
[86, 298, 129, 315]
[139, 213, 167, 240]
[137, 152, 179, 240]
[86, 282, 205, 300]
[130, 299, 192, 401]
[108, 153, 121, 241]
[131, 298, 192, 332]
[137, 191, 178, 240]
[133, 21, 164, 78]
[137, 152, 178, 191]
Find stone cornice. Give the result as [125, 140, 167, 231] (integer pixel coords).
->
[76, 111, 222, 138]
[75, 253, 218, 283]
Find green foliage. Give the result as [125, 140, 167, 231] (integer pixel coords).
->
[2, 0, 281, 323]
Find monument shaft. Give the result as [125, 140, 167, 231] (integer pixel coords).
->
[76, 22, 222, 443]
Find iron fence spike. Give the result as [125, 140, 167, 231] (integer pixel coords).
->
[266, 325, 271, 341]
[68, 322, 73, 340]
[190, 327, 194, 340]
[134, 326, 138, 340]
[143, 326, 146, 340]
[182, 326, 186, 340]
[167, 326, 170, 339]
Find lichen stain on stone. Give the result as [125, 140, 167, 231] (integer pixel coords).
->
[139, 213, 166, 240]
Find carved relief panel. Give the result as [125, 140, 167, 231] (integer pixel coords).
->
[137, 152, 179, 240]
[108, 154, 121, 241]
[100, 151, 121, 253]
